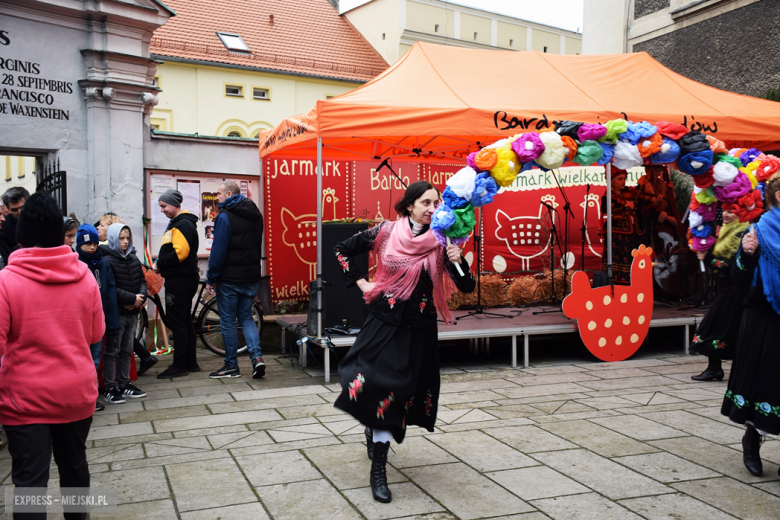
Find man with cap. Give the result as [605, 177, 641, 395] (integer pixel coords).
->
[154, 189, 200, 379]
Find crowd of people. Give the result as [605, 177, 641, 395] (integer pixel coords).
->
[0, 181, 266, 518]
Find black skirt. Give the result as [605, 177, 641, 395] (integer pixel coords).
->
[690, 285, 749, 360]
[334, 313, 439, 444]
[721, 306, 780, 435]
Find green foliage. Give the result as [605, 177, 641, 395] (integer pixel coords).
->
[766, 83, 780, 102]
[670, 168, 694, 215]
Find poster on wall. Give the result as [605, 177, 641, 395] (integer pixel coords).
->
[265, 156, 351, 303]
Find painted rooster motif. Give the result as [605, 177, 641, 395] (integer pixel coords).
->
[580, 193, 602, 258]
[281, 188, 340, 280]
[562, 245, 655, 361]
[495, 194, 557, 270]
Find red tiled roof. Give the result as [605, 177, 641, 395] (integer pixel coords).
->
[151, 0, 388, 82]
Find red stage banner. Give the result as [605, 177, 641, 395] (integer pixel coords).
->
[353, 161, 421, 221]
[265, 156, 350, 303]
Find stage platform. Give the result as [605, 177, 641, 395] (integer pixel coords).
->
[277, 305, 705, 382]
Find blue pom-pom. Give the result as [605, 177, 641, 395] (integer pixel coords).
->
[690, 222, 713, 238]
[677, 150, 714, 176]
[597, 143, 614, 165]
[470, 173, 498, 207]
[431, 203, 456, 231]
[442, 186, 469, 209]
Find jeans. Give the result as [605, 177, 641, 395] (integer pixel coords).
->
[215, 281, 262, 369]
[89, 339, 103, 371]
[103, 315, 136, 388]
[165, 276, 199, 370]
[5, 416, 92, 520]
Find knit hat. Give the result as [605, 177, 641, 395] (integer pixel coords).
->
[679, 132, 710, 154]
[649, 137, 680, 164]
[159, 189, 183, 207]
[656, 121, 689, 140]
[15, 192, 66, 248]
[76, 223, 100, 248]
[554, 120, 584, 139]
[511, 133, 545, 162]
[573, 140, 604, 166]
[612, 142, 643, 170]
[677, 150, 714, 176]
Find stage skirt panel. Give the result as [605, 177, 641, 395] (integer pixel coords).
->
[334, 313, 439, 444]
[721, 306, 780, 435]
[689, 285, 749, 360]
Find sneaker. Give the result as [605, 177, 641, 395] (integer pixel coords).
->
[137, 356, 158, 376]
[121, 384, 147, 399]
[104, 387, 126, 405]
[252, 358, 266, 379]
[186, 365, 201, 373]
[209, 365, 241, 379]
[157, 366, 189, 379]
[95, 400, 105, 412]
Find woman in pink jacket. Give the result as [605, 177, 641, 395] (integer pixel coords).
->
[0, 193, 105, 520]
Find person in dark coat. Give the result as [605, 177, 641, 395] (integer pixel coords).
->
[690, 208, 750, 380]
[154, 189, 200, 379]
[100, 223, 150, 401]
[205, 181, 265, 380]
[721, 172, 780, 478]
[333, 181, 475, 503]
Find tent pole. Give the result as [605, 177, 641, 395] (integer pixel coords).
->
[606, 163, 612, 279]
[316, 138, 323, 341]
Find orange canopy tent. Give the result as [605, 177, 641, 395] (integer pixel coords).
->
[257, 42, 780, 348]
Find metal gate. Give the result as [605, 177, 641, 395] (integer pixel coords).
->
[36, 159, 67, 215]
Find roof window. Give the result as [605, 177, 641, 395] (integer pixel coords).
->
[216, 32, 250, 53]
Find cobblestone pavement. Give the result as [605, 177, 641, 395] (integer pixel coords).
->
[2, 343, 779, 519]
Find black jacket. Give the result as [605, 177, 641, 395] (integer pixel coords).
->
[101, 246, 147, 316]
[157, 212, 199, 279]
[207, 195, 263, 285]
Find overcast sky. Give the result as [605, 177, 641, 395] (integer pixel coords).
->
[436, 0, 583, 33]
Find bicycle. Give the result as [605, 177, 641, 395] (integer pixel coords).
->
[135, 279, 264, 356]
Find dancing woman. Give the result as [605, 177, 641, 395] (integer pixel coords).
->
[721, 172, 780, 477]
[333, 181, 475, 503]
[690, 208, 749, 381]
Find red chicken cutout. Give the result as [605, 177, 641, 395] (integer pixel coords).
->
[562, 245, 654, 361]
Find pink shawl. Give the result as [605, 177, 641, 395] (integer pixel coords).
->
[364, 220, 455, 324]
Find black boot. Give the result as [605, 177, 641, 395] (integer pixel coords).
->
[365, 427, 373, 460]
[742, 424, 764, 476]
[370, 441, 392, 503]
[691, 358, 724, 381]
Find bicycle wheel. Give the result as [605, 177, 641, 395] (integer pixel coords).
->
[196, 298, 263, 356]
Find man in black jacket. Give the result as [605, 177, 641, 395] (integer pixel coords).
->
[1, 187, 29, 265]
[154, 189, 200, 379]
[206, 181, 265, 379]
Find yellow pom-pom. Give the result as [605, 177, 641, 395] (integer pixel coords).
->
[490, 145, 521, 187]
[741, 160, 760, 189]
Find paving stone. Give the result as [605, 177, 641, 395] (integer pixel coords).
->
[166, 457, 256, 511]
[437, 416, 534, 432]
[342, 482, 446, 520]
[533, 449, 671, 500]
[614, 403, 703, 415]
[90, 499, 177, 520]
[91, 432, 173, 447]
[90, 466, 171, 504]
[481, 404, 542, 419]
[110, 449, 232, 471]
[588, 368, 659, 379]
[427, 431, 538, 472]
[486, 466, 590, 501]
[208, 430, 274, 450]
[228, 436, 343, 457]
[119, 404, 212, 424]
[266, 422, 334, 442]
[540, 420, 658, 458]
[277, 403, 346, 419]
[440, 379, 519, 393]
[575, 376, 681, 392]
[231, 384, 331, 401]
[144, 436, 212, 457]
[637, 410, 745, 445]
[452, 409, 499, 423]
[91, 413, 119, 427]
[510, 373, 602, 386]
[142, 393, 235, 410]
[572, 396, 638, 410]
[480, 514, 551, 520]
[134, 388, 181, 401]
[672, 477, 780, 520]
[444, 400, 499, 410]
[256, 479, 362, 520]
[208, 394, 328, 414]
[589, 415, 688, 441]
[88, 421, 154, 440]
[649, 436, 780, 483]
[86, 444, 145, 464]
[531, 492, 644, 520]
[619, 493, 739, 519]
[577, 359, 674, 370]
[405, 463, 534, 519]
[387, 436, 458, 468]
[492, 393, 592, 406]
[753, 481, 780, 497]
[180, 502, 270, 520]
[304, 443, 407, 489]
[613, 452, 720, 482]
[178, 381, 253, 397]
[437, 389, 508, 405]
[153, 409, 282, 433]
[663, 388, 726, 401]
[484, 425, 579, 453]
[521, 366, 589, 376]
[235, 449, 323, 487]
[173, 424, 250, 438]
[492, 383, 594, 400]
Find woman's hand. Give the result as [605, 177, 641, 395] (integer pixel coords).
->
[446, 244, 462, 264]
[742, 229, 758, 255]
[356, 278, 375, 294]
[696, 251, 707, 261]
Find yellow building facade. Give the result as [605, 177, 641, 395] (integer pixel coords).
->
[1, 156, 37, 197]
[150, 62, 362, 137]
[343, 0, 582, 65]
